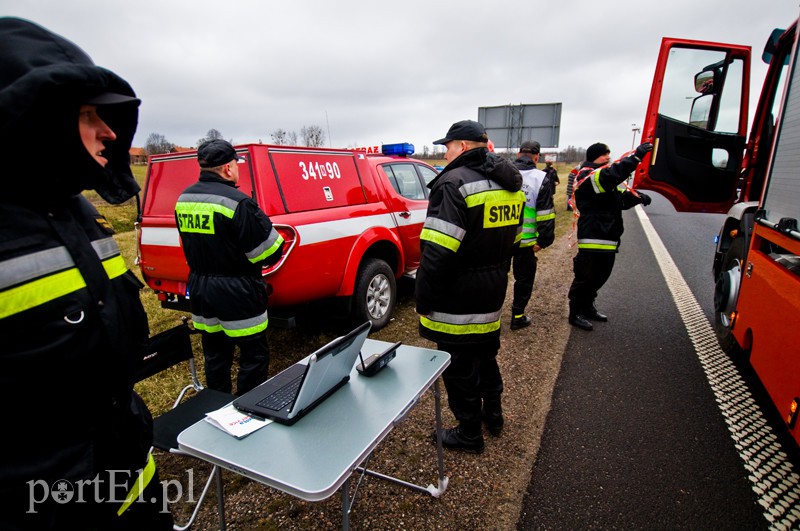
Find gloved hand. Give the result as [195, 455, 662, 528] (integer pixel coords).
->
[637, 191, 652, 206]
[634, 142, 653, 160]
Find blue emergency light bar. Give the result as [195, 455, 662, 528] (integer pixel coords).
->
[381, 142, 415, 156]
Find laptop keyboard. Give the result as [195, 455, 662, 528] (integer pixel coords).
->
[256, 376, 303, 411]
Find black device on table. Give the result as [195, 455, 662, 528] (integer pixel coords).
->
[357, 341, 400, 377]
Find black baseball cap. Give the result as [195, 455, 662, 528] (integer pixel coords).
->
[83, 91, 140, 105]
[197, 139, 243, 168]
[433, 120, 489, 145]
[519, 140, 540, 154]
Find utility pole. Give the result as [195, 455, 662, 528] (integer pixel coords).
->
[631, 124, 641, 150]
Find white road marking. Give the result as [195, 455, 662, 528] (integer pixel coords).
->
[635, 205, 800, 529]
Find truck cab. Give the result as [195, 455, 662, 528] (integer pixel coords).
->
[137, 142, 437, 330]
[635, 22, 800, 443]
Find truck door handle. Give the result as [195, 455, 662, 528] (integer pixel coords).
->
[399, 211, 411, 218]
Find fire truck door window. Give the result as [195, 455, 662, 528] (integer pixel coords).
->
[660, 48, 744, 134]
[385, 163, 425, 200]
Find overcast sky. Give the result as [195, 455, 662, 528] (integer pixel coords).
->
[3, 0, 799, 156]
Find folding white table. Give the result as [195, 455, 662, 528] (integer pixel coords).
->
[177, 339, 451, 529]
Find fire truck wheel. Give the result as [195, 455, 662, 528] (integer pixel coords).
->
[353, 258, 396, 331]
[713, 236, 747, 359]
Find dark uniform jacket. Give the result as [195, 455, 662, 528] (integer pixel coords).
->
[0, 17, 163, 528]
[175, 172, 284, 337]
[573, 154, 645, 252]
[416, 148, 524, 347]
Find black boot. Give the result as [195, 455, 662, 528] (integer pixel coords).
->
[568, 312, 593, 331]
[510, 312, 532, 331]
[432, 425, 485, 453]
[584, 305, 608, 322]
[482, 400, 504, 436]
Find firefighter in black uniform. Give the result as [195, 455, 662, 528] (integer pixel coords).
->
[568, 142, 653, 331]
[416, 120, 524, 453]
[0, 18, 172, 529]
[176, 139, 284, 395]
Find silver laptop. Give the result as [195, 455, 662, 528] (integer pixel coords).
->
[233, 321, 371, 425]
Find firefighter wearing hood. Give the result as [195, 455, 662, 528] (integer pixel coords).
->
[0, 18, 172, 529]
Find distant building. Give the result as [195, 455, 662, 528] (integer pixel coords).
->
[129, 147, 147, 165]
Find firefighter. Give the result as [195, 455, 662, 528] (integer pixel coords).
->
[510, 140, 555, 330]
[568, 142, 653, 331]
[416, 120, 525, 452]
[0, 17, 172, 529]
[175, 139, 284, 395]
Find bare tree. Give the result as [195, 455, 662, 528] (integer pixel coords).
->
[271, 129, 288, 145]
[197, 128, 224, 148]
[301, 125, 326, 147]
[287, 131, 298, 146]
[144, 132, 175, 155]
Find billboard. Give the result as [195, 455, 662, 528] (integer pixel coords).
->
[478, 103, 561, 150]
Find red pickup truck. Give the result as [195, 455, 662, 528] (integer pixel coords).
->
[136, 142, 437, 329]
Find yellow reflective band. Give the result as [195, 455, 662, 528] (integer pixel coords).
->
[194, 318, 269, 337]
[102, 255, 128, 280]
[0, 255, 128, 320]
[578, 243, 617, 250]
[420, 315, 501, 336]
[0, 268, 85, 319]
[464, 189, 524, 208]
[592, 170, 605, 193]
[420, 227, 461, 253]
[536, 212, 556, 221]
[117, 453, 156, 516]
[248, 234, 285, 264]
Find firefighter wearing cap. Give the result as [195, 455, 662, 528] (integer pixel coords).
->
[175, 139, 284, 395]
[0, 18, 172, 528]
[568, 142, 653, 331]
[509, 140, 555, 330]
[416, 120, 524, 453]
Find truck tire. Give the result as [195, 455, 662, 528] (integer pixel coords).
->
[713, 236, 746, 358]
[353, 258, 396, 331]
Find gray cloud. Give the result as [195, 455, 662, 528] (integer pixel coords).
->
[3, 0, 797, 155]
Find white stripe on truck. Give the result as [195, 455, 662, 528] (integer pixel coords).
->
[139, 210, 427, 248]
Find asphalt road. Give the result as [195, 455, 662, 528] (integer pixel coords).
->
[517, 194, 795, 529]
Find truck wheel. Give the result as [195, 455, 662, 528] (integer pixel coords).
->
[353, 258, 396, 331]
[713, 237, 746, 358]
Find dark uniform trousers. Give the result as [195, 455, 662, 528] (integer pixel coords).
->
[511, 246, 538, 315]
[568, 250, 616, 313]
[202, 330, 270, 396]
[438, 342, 503, 435]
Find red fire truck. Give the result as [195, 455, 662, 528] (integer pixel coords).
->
[136, 143, 437, 330]
[635, 20, 800, 444]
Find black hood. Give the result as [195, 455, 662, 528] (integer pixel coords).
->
[434, 148, 522, 192]
[0, 17, 141, 205]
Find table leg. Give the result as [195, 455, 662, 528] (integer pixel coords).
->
[341, 477, 350, 531]
[215, 466, 226, 531]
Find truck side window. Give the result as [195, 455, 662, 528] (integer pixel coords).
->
[417, 165, 438, 188]
[383, 165, 401, 195]
[385, 163, 426, 200]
